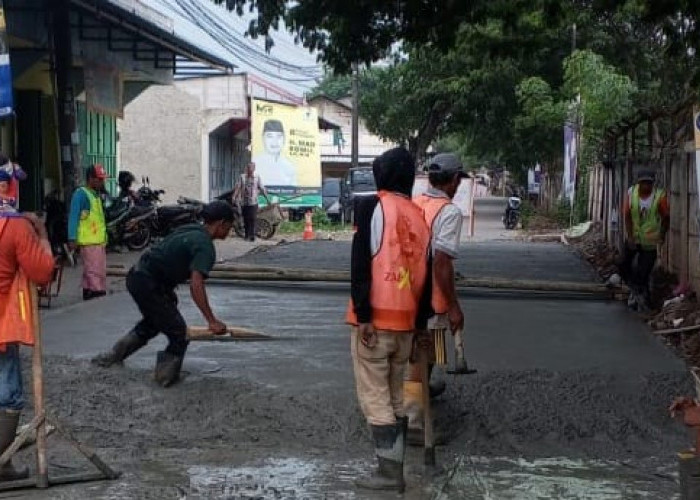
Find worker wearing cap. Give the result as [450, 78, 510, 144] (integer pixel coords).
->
[404, 153, 466, 444]
[252, 119, 297, 186]
[622, 169, 670, 310]
[0, 153, 26, 208]
[347, 147, 432, 492]
[92, 201, 234, 387]
[67, 164, 108, 301]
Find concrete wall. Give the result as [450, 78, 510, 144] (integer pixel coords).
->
[118, 84, 202, 203]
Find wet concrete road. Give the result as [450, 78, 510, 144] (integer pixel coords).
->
[21, 197, 691, 499]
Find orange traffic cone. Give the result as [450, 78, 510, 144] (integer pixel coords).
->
[303, 210, 315, 240]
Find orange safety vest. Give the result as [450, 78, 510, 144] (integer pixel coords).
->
[346, 190, 431, 331]
[0, 217, 36, 351]
[414, 194, 451, 314]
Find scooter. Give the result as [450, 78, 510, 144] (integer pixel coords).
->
[503, 196, 522, 230]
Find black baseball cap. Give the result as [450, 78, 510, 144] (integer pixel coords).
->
[201, 200, 235, 223]
[428, 153, 467, 177]
[637, 169, 655, 183]
[263, 120, 284, 134]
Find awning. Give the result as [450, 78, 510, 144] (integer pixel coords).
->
[70, 0, 233, 74]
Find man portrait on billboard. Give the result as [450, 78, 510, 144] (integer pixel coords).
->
[253, 119, 297, 187]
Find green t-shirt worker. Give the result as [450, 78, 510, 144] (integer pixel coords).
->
[92, 201, 234, 387]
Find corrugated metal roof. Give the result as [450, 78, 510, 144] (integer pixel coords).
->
[142, 0, 323, 98]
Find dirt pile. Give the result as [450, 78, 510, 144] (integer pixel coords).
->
[567, 222, 620, 281]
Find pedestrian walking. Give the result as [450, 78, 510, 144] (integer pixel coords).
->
[0, 211, 55, 481]
[621, 169, 670, 310]
[232, 162, 270, 241]
[92, 201, 234, 387]
[346, 147, 432, 492]
[404, 152, 466, 445]
[67, 164, 108, 301]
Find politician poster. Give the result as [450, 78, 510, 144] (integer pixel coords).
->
[0, 1, 13, 118]
[251, 98, 321, 207]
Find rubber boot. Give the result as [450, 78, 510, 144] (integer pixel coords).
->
[679, 451, 700, 500]
[153, 351, 183, 388]
[91, 330, 147, 367]
[355, 421, 405, 493]
[0, 410, 28, 481]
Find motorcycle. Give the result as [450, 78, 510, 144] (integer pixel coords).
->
[503, 196, 522, 230]
[103, 194, 154, 251]
[137, 180, 201, 238]
[178, 191, 283, 240]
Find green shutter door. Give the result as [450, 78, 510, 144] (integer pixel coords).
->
[77, 102, 117, 194]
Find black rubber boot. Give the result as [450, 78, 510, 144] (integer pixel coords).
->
[0, 410, 28, 481]
[356, 421, 405, 493]
[91, 330, 147, 367]
[153, 351, 183, 388]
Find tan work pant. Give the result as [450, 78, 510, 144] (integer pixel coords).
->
[351, 327, 413, 426]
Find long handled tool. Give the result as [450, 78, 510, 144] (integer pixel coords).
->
[420, 346, 435, 466]
[447, 328, 477, 375]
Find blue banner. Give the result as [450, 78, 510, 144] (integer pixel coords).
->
[0, 2, 13, 117]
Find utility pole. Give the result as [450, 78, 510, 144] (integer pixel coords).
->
[51, 0, 81, 205]
[351, 62, 359, 168]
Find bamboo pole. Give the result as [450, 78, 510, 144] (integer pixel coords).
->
[30, 286, 48, 488]
[105, 266, 623, 296]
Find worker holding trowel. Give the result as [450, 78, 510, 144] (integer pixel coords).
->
[92, 201, 234, 387]
[346, 147, 432, 493]
[404, 152, 467, 445]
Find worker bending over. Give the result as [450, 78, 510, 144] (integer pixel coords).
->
[92, 201, 233, 387]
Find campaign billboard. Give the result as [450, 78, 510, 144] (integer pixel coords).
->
[251, 98, 321, 207]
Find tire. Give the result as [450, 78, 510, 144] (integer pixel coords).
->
[256, 219, 276, 240]
[126, 221, 151, 251]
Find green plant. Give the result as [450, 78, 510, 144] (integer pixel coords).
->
[519, 200, 536, 230]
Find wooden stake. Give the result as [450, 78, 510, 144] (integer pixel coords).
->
[420, 348, 435, 466]
[30, 286, 48, 488]
[653, 324, 700, 336]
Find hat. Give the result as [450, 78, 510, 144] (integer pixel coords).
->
[87, 164, 108, 180]
[263, 120, 284, 134]
[637, 169, 655, 183]
[0, 170, 10, 182]
[201, 200, 235, 223]
[428, 153, 466, 177]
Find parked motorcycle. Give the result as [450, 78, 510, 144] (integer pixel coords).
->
[179, 191, 283, 240]
[103, 195, 154, 251]
[136, 179, 201, 239]
[503, 196, 522, 230]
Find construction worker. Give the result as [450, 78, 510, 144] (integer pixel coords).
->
[404, 153, 466, 444]
[346, 147, 432, 493]
[621, 169, 670, 311]
[92, 201, 234, 387]
[67, 164, 108, 301]
[0, 211, 55, 481]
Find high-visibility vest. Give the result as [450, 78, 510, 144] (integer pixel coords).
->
[630, 185, 664, 250]
[77, 187, 107, 246]
[414, 193, 451, 314]
[346, 190, 431, 332]
[0, 217, 36, 351]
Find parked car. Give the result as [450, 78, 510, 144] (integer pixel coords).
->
[340, 167, 377, 224]
[322, 178, 342, 222]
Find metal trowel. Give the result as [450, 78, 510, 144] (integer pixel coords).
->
[447, 329, 477, 375]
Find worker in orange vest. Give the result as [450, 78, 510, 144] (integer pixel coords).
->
[0, 211, 55, 481]
[404, 153, 466, 444]
[346, 147, 432, 493]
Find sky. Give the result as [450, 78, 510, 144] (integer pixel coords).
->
[141, 0, 324, 96]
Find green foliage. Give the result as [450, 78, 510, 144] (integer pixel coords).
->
[306, 74, 352, 101]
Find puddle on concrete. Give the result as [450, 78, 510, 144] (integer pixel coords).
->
[187, 458, 359, 499]
[440, 456, 678, 500]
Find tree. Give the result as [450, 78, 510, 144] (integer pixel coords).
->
[305, 74, 352, 101]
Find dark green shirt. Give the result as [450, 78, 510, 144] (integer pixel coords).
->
[138, 223, 215, 287]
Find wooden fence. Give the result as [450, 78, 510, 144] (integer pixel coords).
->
[589, 105, 700, 289]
